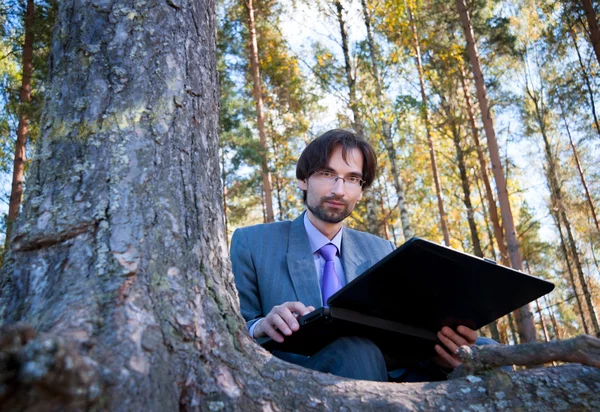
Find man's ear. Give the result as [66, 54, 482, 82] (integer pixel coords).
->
[358, 190, 363, 200]
[298, 179, 308, 191]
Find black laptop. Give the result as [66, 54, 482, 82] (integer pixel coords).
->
[258, 237, 554, 362]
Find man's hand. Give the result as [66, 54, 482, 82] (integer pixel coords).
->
[433, 325, 478, 369]
[254, 302, 315, 342]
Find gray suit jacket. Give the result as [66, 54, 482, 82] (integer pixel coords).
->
[230, 213, 395, 330]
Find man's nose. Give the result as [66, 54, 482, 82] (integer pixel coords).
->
[330, 177, 346, 196]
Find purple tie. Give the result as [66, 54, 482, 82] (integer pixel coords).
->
[320, 243, 341, 306]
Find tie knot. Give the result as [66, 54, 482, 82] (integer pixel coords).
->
[319, 244, 338, 261]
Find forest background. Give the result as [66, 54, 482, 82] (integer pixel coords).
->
[2, 0, 600, 346]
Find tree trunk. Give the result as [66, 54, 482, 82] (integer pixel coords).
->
[246, 0, 274, 223]
[456, 0, 536, 342]
[552, 208, 591, 335]
[568, 27, 600, 139]
[559, 103, 600, 234]
[406, 1, 450, 246]
[458, 65, 509, 265]
[361, 0, 412, 241]
[508, 313, 520, 345]
[544, 294, 561, 339]
[528, 79, 600, 336]
[335, 0, 363, 136]
[443, 95, 483, 257]
[334, 0, 378, 235]
[6, 0, 35, 246]
[581, 0, 600, 67]
[1, 2, 599, 410]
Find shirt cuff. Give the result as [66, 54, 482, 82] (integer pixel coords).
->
[248, 318, 264, 339]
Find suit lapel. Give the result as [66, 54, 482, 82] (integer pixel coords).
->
[286, 214, 322, 308]
[342, 228, 375, 284]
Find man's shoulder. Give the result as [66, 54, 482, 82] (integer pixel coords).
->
[233, 219, 294, 239]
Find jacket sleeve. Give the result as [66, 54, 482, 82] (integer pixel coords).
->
[230, 228, 263, 331]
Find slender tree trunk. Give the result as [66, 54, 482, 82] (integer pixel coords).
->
[551, 203, 591, 335]
[559, 104, 600, 234]
[334, 0, 378, 234]
[581, 0, 600, 66]
[524, 261, 548, 342]
[508, 313, 519, 345]
[406, 1, 450, 246]
[544, 294, 561, 339]
[568, 28, 600, 139]
[529, 82, 600, 336]
[456, 0, 536, 342]
[361, 0, 412, 241]
[443, 96, 483, 257]
[459, 66, 509, 265]
[246, 0, 274, 223]
[536, 299, 550, 342]
[270, 136, 285, 221]
[335, 0, 363, 136]
[6, 0, 34, 246]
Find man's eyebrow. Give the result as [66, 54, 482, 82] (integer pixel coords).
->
[322, 166, 363, 177]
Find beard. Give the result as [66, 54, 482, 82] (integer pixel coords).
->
[306, 195, 352, 223]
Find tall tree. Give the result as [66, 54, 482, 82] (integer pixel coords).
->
[6, 0, 34, 245]
[456, 0, 536, 342]
[405, 0, 450, 246]
[360, 0, 412, 241]
[333, 0, 378, 235]
[522, 56, 600, 336]
[246, 0, 275, 222]
[581, 0, 600, 66]
[458, 65, 510, 265]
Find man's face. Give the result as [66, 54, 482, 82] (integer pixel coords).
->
[299, 145, 364, 224]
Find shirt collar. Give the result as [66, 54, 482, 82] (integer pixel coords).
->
[303, 212, 343, 255]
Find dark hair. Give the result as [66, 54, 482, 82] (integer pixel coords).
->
[296, 129, 377, 202]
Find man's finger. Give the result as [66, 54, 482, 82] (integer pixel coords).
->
[276, 307, 300, 332]
[262, 322, 284, 343]
[437, 331, 459, 355]
[435, 344, 460, 368]
[270, 313, 294, 335]
[441, 326, 469, 347]
[307, 306, 316, 312]
[457, 325, 478, 344]
[283, 301, 312, 317]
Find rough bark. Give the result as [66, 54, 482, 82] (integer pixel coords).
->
[361, 0, 412, 241]
[6, 0, 35, 246]
[405, 1, 450, 246]
[0, 1, 598, 410]
[456, 0, 536, 342]
[581, 0, 600, 67]
[452, 334, 600, 377]
[246, 0, 275, 223]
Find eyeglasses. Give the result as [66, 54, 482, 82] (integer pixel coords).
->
[311, 170, 365, 188]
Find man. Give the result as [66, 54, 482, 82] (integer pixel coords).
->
[231, 129, 479, 382]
